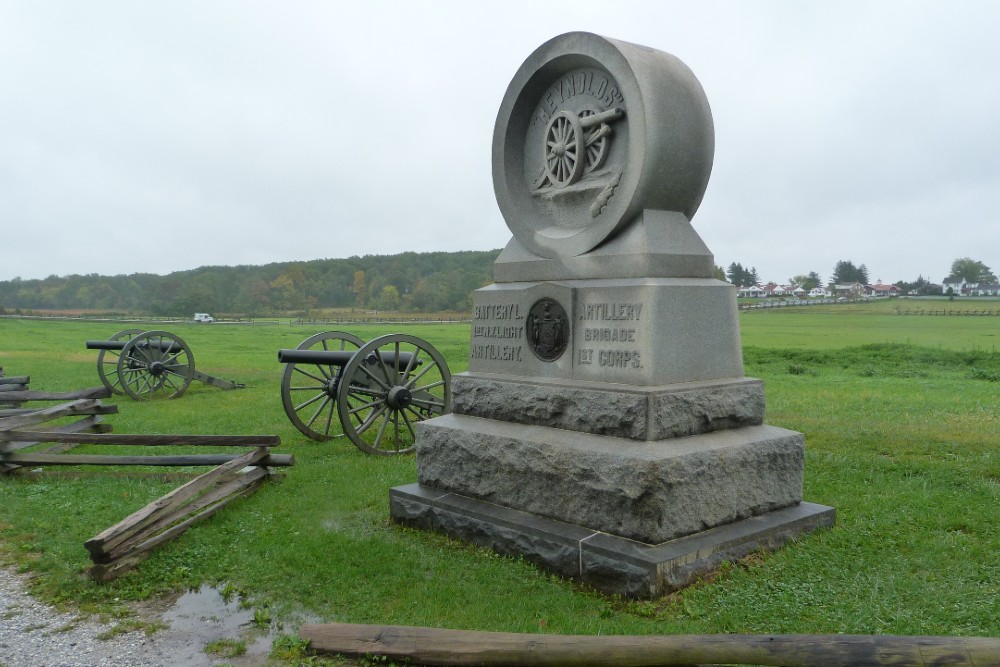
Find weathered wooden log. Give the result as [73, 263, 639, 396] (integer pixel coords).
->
[0, 399, 115, 431]
[0, 387, 111, 401]
[0, 375, 30, 385]
[0, 452, 293, 467]
[92, 466, 269, 564]
[0, 402, 117, 420]
[0, 383, 29, 392]
[1, 418, 113, 454]
[299, 623, 1000, 667]
[0, 431, 281, 446]
[85, 447, 274, 559]
[88, 467, 270, 582]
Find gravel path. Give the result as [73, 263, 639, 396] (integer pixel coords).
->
[0, 566, 270, 667]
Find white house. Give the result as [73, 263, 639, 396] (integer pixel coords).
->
[941, 277, 967, 295]
[968, 282, 1000, 296]
[808, 287, 830, 298]
[737, 285, 766, 298]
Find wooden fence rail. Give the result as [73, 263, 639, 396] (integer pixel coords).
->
[300, 623, 1000, 667]
[0, 372, 292, 582]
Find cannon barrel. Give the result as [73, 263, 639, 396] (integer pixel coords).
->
[278, 349, 420, 367]
[579, 107, 624, 129]
[86, 339, 184, 353]
[278, 349, 356, 366]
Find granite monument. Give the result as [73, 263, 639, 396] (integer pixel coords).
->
[390, 32, 835, 597]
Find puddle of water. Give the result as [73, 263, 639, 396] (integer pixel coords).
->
[158, 585, 272, 665]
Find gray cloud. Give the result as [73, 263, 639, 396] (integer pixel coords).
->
[2, 0, 998, 285]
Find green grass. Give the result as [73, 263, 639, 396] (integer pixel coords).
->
[1, 312, 999, 662]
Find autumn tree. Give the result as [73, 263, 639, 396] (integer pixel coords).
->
[374, 285, 401, 311]
[351, 270, 367, 307]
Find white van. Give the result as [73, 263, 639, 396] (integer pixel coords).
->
[193, 313, 214, 323]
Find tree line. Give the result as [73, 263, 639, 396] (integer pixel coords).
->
[722, 257, 996, 295]
[0, 250, 501, 316]
[4, 252, 994, 317]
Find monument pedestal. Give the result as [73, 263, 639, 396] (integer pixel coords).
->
[391, 378, 835, 597]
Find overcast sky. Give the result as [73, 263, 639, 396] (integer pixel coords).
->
[2, 1, 998, 285]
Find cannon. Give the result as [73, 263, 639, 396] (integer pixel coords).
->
[534, 106, 625, 190]
[277, 331, 451, 455]
[86, 329, 244, 400]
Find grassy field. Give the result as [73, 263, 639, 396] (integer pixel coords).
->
[0, 305, 998, 662]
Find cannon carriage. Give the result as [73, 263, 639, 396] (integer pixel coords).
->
[86, 329, 244, 400]
[277, 332, 451, 455]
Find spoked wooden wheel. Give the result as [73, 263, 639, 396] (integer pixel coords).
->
[117, 330, 194, 400]
[96, 328, 145, 395]
[337, 334, 451, 456]
[281, 331, 365, 441]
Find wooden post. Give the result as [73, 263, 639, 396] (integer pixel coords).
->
[300, 623, 1000, 667]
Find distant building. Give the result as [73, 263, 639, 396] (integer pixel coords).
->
[967, 282, 1000, 296]
[942, 277, 967, 295]
[737, 285, 766, 298]
[832, 283, 865, 298]
[865, 280, 900, 297]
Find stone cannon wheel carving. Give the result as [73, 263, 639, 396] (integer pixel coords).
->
[492, 31, 715, 259]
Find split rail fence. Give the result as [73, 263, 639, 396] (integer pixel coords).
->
[0, 371, 292, 581]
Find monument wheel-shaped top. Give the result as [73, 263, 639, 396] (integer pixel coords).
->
[492, 32, 715, 259]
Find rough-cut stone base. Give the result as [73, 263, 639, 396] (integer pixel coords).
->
[390, 483, 836, 598]
[453, 373, 765, 440]
[415, 414, 804, 544]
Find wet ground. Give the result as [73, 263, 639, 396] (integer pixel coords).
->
[154, 585, 275, 666]
[0, 566, 301, 667]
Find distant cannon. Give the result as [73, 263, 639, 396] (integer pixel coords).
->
[277, 332, 451, 455]
[86, 329, 244, 400]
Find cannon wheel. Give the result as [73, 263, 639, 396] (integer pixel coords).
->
[337, 333, 451, 456]
[117, 330, 195, 400]
[543, 110, 586, 188]
[281, 331, 366, 441]
[96, 328, 146, 395]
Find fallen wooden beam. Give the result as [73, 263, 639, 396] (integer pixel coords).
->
[86, 447, 276, 560]
[299, 623, 1000, 667]
[87, 467, 270, 582]
[85, 445, 287, 582]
